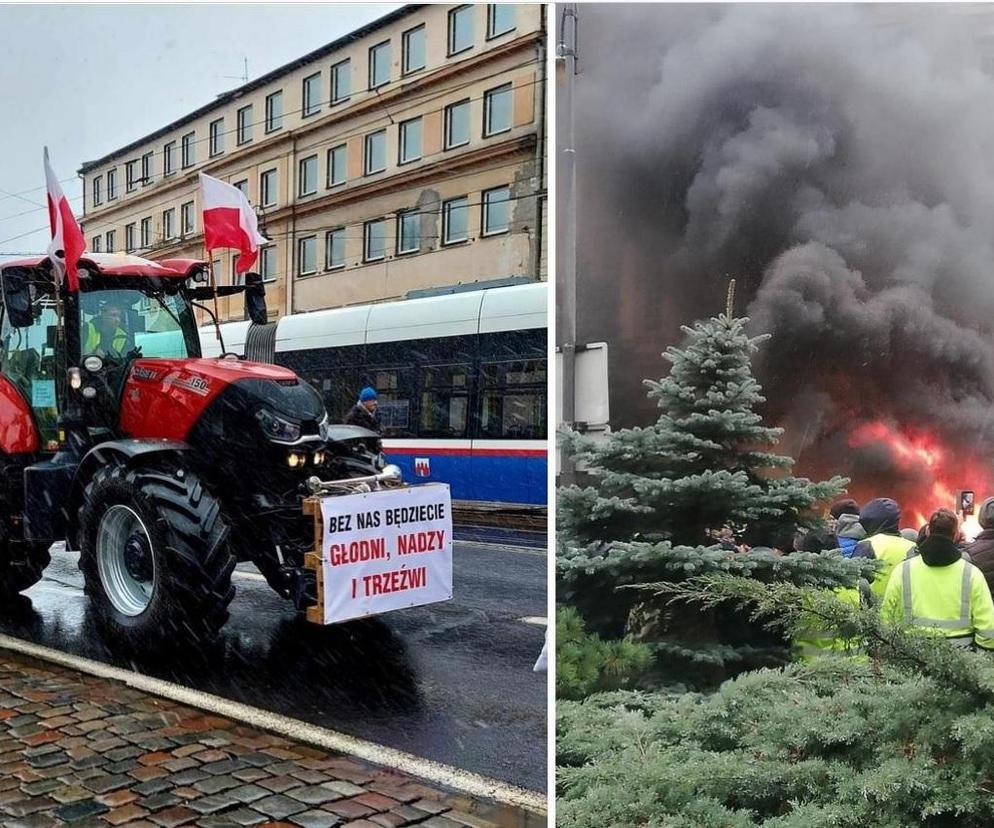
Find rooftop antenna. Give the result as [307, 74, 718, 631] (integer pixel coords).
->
[220, 57, 249, 85]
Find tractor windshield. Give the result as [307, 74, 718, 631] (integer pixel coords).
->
[79, 289, 197, 361]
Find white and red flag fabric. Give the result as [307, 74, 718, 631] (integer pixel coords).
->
[198, 172, 269, 275]
[44, 147, 86, 292]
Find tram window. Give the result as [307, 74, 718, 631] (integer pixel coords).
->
[304, 368, 358, 423]
[419, 364, 470, 438]
[366, 367, 414, 436]
[479, 359, 547, 439]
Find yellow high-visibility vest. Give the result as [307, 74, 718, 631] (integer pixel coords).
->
[84, 321, 127, 355]
[865, 533, 917, 598]
[793, 585, 864, 661]
[882, 556, 994, 650]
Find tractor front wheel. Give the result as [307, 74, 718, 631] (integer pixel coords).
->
[78, 463, 235, 649]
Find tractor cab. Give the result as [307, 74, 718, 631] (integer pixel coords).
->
[0, 253, 267, 449]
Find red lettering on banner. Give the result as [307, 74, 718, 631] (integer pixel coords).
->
[329, 537, 386, 566]
[396, 531, 445, 555]
[361, 566, 427, 596]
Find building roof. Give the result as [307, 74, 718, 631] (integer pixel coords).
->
[78, 4, 421, 175]
[1, 253, 204, 279]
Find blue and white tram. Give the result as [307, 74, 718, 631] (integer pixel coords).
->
[200, 282, 547, 506]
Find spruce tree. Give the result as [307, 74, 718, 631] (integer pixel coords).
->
[558, 308, 869, 684]
[558, 577, 994, 828]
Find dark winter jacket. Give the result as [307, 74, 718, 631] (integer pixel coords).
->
[966, 528, 994, 595]
[344, 402, 380, 434]
[835, 513, 865, 558]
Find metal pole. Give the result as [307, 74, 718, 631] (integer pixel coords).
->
[557, 3, 578, 485]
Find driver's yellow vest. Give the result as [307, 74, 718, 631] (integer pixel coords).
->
[882, 557, 994, 650]
[84, 321, 127, 354]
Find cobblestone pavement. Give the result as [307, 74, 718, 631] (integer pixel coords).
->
[0, 651, 544, 828]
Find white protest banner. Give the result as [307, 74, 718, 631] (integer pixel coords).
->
[319, 483, 453, 624]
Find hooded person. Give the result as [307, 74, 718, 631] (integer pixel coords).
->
[966, 497, 994, 596]
[830, 499, 865, 558]
[344, 386, 381, 433]
[882, 509, 994, 652]
[852, 497, 917, 598]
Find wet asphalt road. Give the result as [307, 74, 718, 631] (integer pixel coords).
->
[0, 530, 548, 792]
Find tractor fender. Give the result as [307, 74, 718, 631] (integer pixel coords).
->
[66, 439, 192, 548]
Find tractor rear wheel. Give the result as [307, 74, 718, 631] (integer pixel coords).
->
[78, 462, 235, 649]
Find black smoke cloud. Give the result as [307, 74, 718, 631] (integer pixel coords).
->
[572, 4, 994, 494]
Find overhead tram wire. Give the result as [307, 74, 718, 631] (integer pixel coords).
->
[78, 139, 546, 241]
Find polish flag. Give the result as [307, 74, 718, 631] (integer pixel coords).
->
[199, 172, 269, 274]
[44, 147, 86, 292]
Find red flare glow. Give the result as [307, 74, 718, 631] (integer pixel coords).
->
[846, 419, 993, 541]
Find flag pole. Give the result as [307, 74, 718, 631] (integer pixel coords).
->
[201, 241, 222, 341]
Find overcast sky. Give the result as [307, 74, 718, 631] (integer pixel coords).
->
[0, 2, 400, 262]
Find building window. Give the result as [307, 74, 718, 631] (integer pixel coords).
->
[105, 230, 115, 253]
[209, 118, 224, 156]
[91, 236, 102, 253]
[403, 25, 426, 74]
[326, 228, 345, 269]
[182, 131, 195, 168]
[487, 4, 515, 38]
[302, 72, 321, 117]
[327, 144, 346, 187]
[484, 83, 512, 136]
[142, 151, 154, 184]
[237, 105, 253, 145]
[163, 208, 175, 240]
[364, 129, 386, 175]
[259, 245, 277, 283]
[181, 201, 195, 236]
[298, 155, 318, 197]
[482, 186, 511, 236]
[442, 196, 469, 244]
[140, 217, 152, 248]
[363, 219, 387, 262]
[163, 142, 176, 176]
[125, 223, 136, 253]
[92, 176, 102, 207]
[126, 160, 138, 192]
[369, 41, 390, 89]
[444, 99, 471, 149]
[397, 210, 419, 254]
[106, 169, 117, 200]
[260, 168, 277, 207]
[265, 90, 283, 132]
[398, 117, 422, 164]
[448, 5, 474, 55]
[233, 179, 248, 197]
[297, 235, 317, 276]
[331, 58, 350, 104]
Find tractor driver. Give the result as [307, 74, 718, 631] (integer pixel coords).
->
[81, 295, 132, 359]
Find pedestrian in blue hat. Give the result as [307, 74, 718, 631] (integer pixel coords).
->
[345, 386, 381, 433]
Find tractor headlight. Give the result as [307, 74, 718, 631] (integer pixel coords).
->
[287, 451, 305, 468]
[313, 451, 326, 466]
[255, 408, 302, 444]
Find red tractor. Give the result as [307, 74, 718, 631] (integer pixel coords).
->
[0, 253, 400, 647]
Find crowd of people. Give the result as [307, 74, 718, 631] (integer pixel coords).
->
[807, 497, 994, 654]
[711, 496, 994, 654]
